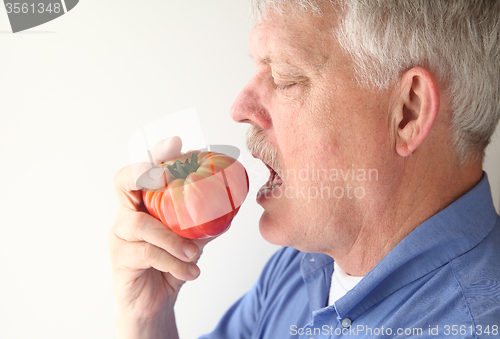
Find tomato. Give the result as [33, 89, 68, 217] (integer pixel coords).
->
[142, 151, 249, 239]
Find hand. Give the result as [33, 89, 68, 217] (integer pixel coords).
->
[109, 136, 214, 338]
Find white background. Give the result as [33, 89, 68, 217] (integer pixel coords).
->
[0, 1, 499, 338]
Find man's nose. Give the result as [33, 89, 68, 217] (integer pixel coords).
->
[230, 79, 271, 130]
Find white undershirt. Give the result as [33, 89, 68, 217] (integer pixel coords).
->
[329, 262, 364, 305]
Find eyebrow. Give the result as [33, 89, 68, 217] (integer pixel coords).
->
[261, 55, 306, 74]
[247, 53, 272, 64]
[248, 50, 308, 76]
[248, 52, 288, 65]
[261, 56, 272, 64]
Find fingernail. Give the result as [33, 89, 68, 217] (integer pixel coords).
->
[164, 136, 182, 151]
[189, 264, 200, 278]
[163, 137, 173, 147]
[149, 167, 164, 180]
[183, 242, 198, 259]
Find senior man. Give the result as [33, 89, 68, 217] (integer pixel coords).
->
[110, 0, 500, 338]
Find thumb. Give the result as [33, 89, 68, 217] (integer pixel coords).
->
[151, 136, 183, 164]
[133, 136, 183, 190]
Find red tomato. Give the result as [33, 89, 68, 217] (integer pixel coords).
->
[142, 151, 249, 239]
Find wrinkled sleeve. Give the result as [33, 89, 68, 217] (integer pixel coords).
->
[198, 247, 293, 339]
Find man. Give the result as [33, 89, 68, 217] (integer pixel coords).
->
[109, 0, 500, 338]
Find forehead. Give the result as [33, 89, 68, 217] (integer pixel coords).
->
[249, 8, 339, 71]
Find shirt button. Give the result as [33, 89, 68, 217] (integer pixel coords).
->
[342, 318, 352, 328]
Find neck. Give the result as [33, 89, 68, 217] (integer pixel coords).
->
[330, 155, 483, 277]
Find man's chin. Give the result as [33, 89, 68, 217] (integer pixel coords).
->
[258, 211, 294, 248]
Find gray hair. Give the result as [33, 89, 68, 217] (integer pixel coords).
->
[252, 0, 500, 164]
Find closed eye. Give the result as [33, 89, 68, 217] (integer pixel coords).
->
[273, 82, 296, 90]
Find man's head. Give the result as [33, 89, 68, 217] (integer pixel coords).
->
[231, 0, 500, 272]
[250, 0, 500, 163]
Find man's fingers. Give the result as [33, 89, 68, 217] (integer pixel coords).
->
[113, 211, 201, 263]
[133, 163, 168, 190]
[113, 166, 145, 210]
[110, 236, 200, 281]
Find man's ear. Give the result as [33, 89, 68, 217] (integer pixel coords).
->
[393, 67, 440, 157]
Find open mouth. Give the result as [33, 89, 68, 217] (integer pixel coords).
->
[264, 163, 283, 190]
[253, 153, 283, 197]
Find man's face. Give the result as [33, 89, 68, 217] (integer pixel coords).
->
[231, 8, 395, 255]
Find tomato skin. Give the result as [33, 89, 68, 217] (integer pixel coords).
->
[142, 151, 249, 239]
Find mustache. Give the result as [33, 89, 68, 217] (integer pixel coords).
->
[245, 126, 281, 171]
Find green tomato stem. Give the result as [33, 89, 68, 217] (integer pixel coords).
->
[165, 153, 200, 180]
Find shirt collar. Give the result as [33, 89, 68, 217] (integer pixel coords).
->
[300, 172, 499, 321]
[300, 251, 334, 314]
[336, 172, 498, 319]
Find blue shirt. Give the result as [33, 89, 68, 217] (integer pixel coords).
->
[200, 173, 500, 338]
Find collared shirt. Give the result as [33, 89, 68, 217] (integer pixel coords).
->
[328, 262, 364, 306]
[199, 173, 500, 338]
